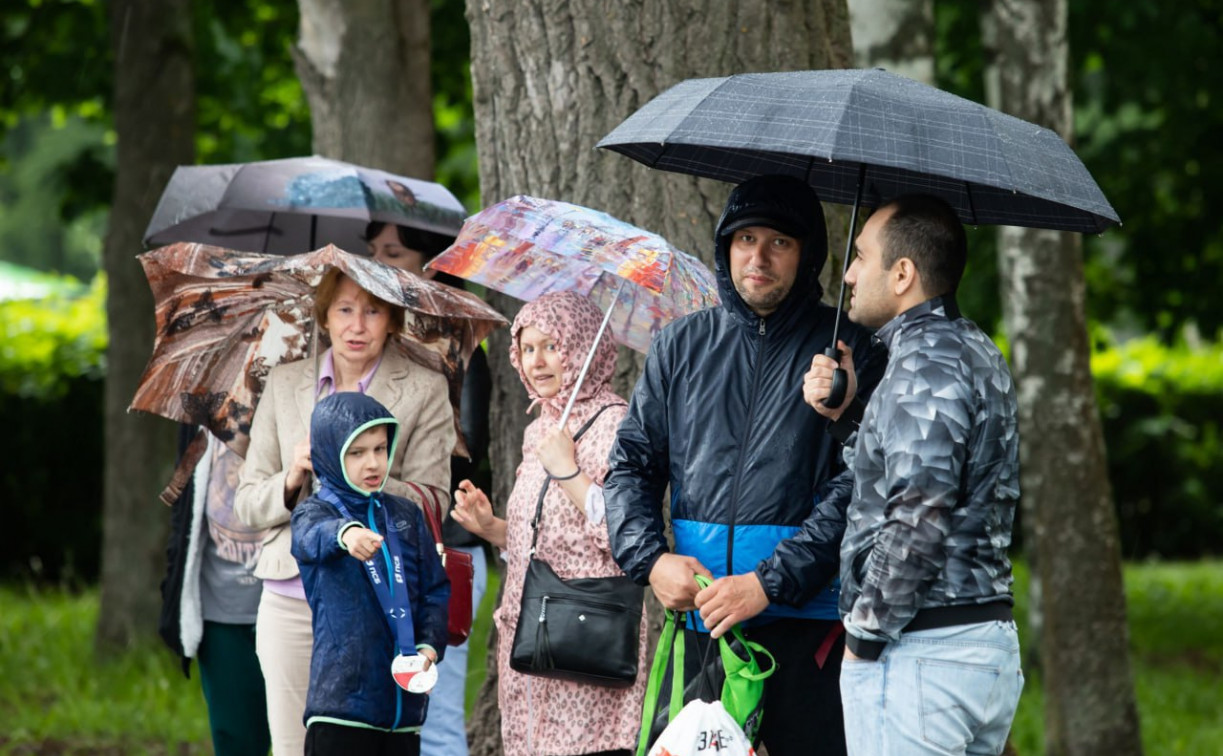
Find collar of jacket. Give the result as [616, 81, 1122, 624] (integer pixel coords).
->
[874, 294, 963, 351]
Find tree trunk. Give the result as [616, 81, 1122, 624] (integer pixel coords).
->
[984, 1, 1143, 754]
[295, 0, 435, 176]
[96, 0, 194, 651]
[464, 2, 853, 752]
[848, 0, 934, 83]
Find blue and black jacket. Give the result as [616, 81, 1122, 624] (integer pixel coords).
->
[605, 176, 885, 626]
[291, 392, 449, 732]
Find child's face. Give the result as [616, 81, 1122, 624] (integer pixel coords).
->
[345, 425, 389, 493]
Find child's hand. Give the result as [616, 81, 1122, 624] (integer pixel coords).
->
[420, 647, 437, 669]
[536, 425, 579, 479]
[342, 525, 384, 562]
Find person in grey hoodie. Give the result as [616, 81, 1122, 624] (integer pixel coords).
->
[808, 194, 1024, 756]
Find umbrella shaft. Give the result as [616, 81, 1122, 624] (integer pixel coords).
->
[558, 280, 623, 427]
[830, 164, 868, 350]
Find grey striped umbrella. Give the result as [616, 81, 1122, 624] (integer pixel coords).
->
[597, 68, 1119, 234]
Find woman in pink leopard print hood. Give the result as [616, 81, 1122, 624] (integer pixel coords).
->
[452, 291, 647, 756]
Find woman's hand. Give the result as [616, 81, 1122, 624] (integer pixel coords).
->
[536, 425, 578, 478]
[342, 525, 384, 562]
[284, 435, 313, 501]
[453, 480, 506, 548]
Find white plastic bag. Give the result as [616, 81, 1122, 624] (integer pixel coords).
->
[647, 699, 756, 756]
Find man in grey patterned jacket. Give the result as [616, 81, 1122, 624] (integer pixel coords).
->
[807, 194, 1024, 756]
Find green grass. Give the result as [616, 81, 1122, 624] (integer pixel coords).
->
[1007, 560, 1223, 755]
[2, 561, 1220, 754]
[0, 585, 210, 754]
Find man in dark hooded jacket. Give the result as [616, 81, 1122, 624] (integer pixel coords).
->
[604, 174, 885, 756]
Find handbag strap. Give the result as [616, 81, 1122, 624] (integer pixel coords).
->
[527, 403, 625, 555]
[406, 481, 448, 566]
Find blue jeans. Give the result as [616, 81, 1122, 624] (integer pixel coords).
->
[420, 545, 488, 756]
[840, 620, 1023, 756]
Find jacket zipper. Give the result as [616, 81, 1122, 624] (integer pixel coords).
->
[725, 317, 768, 579]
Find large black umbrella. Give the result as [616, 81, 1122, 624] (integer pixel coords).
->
[597, 68, 1118, 233]
[597, 68, 1120, 403]
[144, 156, 465, 254]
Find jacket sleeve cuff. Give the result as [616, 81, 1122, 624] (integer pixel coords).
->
[827, 396, 867, 444]
[754, 564, 783, 604]
[336, 521, 363, 551]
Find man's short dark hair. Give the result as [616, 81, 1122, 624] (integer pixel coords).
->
[878, 194, 967, 297]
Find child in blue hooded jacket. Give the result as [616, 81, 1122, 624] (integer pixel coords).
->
[291, 391, 450, 755]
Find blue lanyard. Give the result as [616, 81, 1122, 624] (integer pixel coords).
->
[319, 487, 416, 656]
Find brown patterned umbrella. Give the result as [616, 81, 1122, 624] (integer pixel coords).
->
[130, 242, 507, 470]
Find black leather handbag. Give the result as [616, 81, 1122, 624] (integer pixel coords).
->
[509, 405, 644, 688]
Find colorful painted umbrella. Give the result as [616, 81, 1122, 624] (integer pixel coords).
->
[426, 195, 719, 423]
[143, 156, 466, 255]
[130, 242, 507, 465]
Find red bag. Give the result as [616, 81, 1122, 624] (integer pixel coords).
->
[414, 484, 475, 647]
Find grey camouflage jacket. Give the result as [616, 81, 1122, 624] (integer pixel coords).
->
[838, 295, 1020, 654]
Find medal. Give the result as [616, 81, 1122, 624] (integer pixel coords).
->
[392, 653, 438, 693]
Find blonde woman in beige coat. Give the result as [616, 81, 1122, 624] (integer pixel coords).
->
[234, 269, 454, 755]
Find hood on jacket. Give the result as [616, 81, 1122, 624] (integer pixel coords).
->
[508, 291, 619, 418]
[309, 392, 401, 503]
[714, 174, 829, 325]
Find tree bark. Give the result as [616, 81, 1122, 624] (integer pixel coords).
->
[295, 0, 435, 176]
[848, 0, 934, 84]
[984, 1, 1143, 754]
[464, 2, 853, 752]
[96, 0, 194, 651]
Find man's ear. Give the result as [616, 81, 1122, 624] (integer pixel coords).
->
[892, 257, 920, 297]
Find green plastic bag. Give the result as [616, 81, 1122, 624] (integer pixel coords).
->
[635, 575, 777, 756]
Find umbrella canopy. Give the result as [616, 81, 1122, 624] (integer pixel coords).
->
[143, 156, 466, 254]
[597, 68, 1119, 234]
[130, 242, 507, 459]
[426, 195, 719, 355]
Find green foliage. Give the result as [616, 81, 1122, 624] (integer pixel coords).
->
[1092, 337, 1223, 557]
[432, 0, 479, 211]
[0, 274, 106, 399]
[1009, 561, 1223, 755]
[1070, 1, 1223, 339]
[934, 0, 1223, 342]
[0, 115, 111, 279]
[192, 0, 311, 164]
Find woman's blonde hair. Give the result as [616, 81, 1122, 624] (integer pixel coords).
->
[313, 268, 406, 334]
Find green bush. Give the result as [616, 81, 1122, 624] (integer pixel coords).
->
[1093, 337, 1223, 558]
[0, 277, 106, 582]
[0, 274, 106, 399]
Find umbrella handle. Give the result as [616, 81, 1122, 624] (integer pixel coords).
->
[820, 345, 849, 410]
